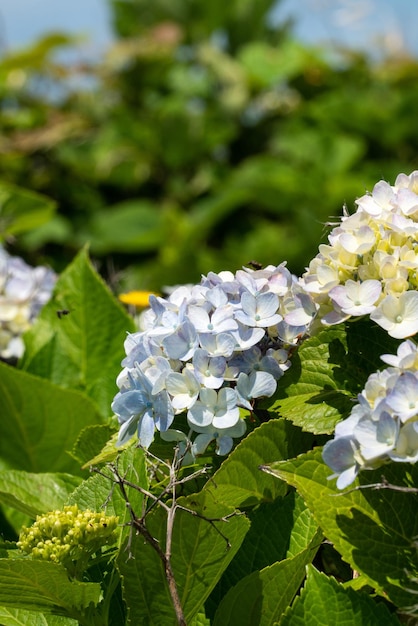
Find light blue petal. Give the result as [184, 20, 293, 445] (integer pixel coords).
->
[216, 436, 233, 455]
[192, 433, 214, 455]
[116, 415, 139, 446]
[187, 403, 214, 427]
[111, 390, 147, 419]
[249, 371, 277, 398]
[138, 412, 156, 448]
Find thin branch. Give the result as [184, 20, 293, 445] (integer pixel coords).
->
[331, 475, 418, 496]
[92, 446, 238, 626]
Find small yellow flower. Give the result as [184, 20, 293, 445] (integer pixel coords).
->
[118, 290, 158, 308]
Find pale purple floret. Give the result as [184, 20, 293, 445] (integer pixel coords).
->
[385, 371, 418, 422]
[235, 291, 282, 328]
[322, 436, 361, 490]
[329, 279, 381, 316]
[162, 320, 199, 360]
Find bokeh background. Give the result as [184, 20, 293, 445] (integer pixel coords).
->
[1, 0, 417, 292]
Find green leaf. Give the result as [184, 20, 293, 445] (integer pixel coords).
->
[0, 363, 103, 474]
[0, 182, 56, 240]
[280, 565, 402, 626]
[0, 608, 77, 626]
[189, 611, 211, 626]
[21, 248, 135, 417]
[0, 560, 101, 615]
[207, 491, 321, 615]
[266, 449, 418, 609]
[67, 446, 147, 527]
[118, 491, 250, 626]
[265, 321, 399, 434]
[69, 424, 116, 467]
[204, 419, 316, 508]
[212, 545, 319, 626]
[0, 471, 82, 518]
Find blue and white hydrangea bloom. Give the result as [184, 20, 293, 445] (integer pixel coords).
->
[302, 171, 418, 339]
[0, 247, 56, 359]
[112, 263, 316, 457]
[322, 338, 418, 489]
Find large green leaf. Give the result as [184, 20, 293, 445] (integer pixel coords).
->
[266, 449, 418, 610]
[264, 321, 399, 434]
[204, 419, 316, 508]
[117, 490, 250, 626]
[0, 363, 103, 474]
[21, 248, 135, 417]
[0, 560, 101, 616]
[212, 543, 319, 626]
[0, 471, 82, 518]
[280, 565, 402, 626]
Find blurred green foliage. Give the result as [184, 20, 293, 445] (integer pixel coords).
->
[1, 0, 418, 290]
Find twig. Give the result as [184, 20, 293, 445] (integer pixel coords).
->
[331, 475, 418, 496]
[92, 446, 237, 626]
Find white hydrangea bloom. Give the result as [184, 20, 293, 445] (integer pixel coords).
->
[113, 263, 317, 453]
[323, 339, 418, 488]
[0, 247, 55, 360]
[302, 171, 418, 338]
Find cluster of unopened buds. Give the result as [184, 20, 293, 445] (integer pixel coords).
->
[323, 339, 418, 488]
[0, 247, 55, 359]
[17, 505, 119, 578]
[112, 263, 316, 457]
[301, 171, 418, 339]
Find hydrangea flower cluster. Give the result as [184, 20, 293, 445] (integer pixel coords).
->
[17, 505, 119, 578]
[0, 247, 56, 359]
[112, 263, 316, 456]
[301, 171, 418, 339]
[322, 339, 418, 489]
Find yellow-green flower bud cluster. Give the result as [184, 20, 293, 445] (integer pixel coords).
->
[17, 505, 119, 573]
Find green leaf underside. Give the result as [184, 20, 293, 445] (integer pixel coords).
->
[266, 448, 418, 609]
[21, 248, 135, 417]
[280, 565, 402, 625]
[0, 560, 101, 614]
[0, 362, 103, 474]
[264, 322, 399, 434]
[0, 471, 82, 518]
[204, 419, 317, 508]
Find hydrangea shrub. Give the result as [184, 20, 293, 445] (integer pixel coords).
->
[0, 173, 417, 625]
